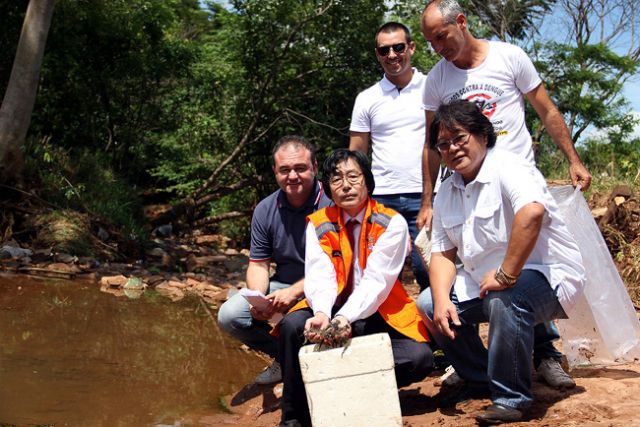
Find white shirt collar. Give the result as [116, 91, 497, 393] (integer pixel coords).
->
[451, 148, 496, 189]
[380, 67, 419, 92]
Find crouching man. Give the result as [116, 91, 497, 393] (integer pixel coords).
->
[217, 135, 330, 385]
[278, 149, 434, 427]
[419, 100, 585, 424]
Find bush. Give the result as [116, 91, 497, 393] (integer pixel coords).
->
[24, 139, 146, 239]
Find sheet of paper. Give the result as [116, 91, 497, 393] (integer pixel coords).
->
[239, 288, 272, 310]
[239, 288, 283, 323]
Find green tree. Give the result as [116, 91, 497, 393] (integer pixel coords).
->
[579, 117, 640, 185]
[152, 0, 389, 229]
[527, 0, 640, 177]
[464, 0, 556, 42]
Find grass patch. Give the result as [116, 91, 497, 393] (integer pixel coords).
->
[32, 210, 93, 255]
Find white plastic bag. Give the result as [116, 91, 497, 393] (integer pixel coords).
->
[414, 227, 432, 270]
[549, 185, 640, 366]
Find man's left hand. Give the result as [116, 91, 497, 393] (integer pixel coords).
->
[249, 304, 275, 321]
[570, 161, 592, 191]
[479, 269, 504, 298]
[328, 315, 352, 345]
[267, 287, 300, 313]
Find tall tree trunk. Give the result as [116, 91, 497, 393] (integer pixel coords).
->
[0, 0, 55, 186]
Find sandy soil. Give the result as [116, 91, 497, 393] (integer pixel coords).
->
[189, 359, 640, 426]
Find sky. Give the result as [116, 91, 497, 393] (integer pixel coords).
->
[624, 80, 640, 116]
[537, 2, 640, 139]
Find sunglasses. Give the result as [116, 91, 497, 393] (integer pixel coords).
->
[376, 43, 407, 56]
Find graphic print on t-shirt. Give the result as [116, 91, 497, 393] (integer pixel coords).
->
[447, 83, 508, 137]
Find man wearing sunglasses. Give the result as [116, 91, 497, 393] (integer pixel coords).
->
[416, 0, 591, 394]
[349, 21, 435, 293]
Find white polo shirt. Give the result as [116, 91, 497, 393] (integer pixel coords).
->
[350, 69, 427, 195]
[431, 149, 585, 314]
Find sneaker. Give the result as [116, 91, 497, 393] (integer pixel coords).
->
[437, 365, 464, 387]
[537, 358, 576, 388]
[255, 361, 282, 385]
[476, 403, 522, 424]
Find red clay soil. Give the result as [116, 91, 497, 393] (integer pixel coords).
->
[186, 359, 640, 426]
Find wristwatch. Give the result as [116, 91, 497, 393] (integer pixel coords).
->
[495, 265, 519, 288]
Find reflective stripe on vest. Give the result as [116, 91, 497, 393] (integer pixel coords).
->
[369, 211, 391, 229]
[315, 221, 339, 240]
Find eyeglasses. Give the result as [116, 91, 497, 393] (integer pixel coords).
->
[376, 43, 407, 57]
[435, 133, 471, 153]
[329, 173, 363, 188]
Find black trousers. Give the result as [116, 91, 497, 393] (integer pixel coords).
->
[278, 308, 433, 425]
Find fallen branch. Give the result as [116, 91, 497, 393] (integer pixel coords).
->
[17, 266, 76, 279]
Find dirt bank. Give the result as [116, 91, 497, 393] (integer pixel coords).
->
[184, 359, 640, 426]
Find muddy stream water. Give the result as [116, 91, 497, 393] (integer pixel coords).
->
[0, 274, 264, 426]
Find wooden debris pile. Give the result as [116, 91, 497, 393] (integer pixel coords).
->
[591, 185, 640, 306]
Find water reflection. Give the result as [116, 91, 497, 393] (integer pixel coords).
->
[0, 274, 263, 426]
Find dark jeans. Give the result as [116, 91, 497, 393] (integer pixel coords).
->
[278, 308, 433, 425]
[419, 270, 567, 408]
[376, 193, 561, 362]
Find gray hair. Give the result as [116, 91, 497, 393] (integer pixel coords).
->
[427, 0, 464, 24]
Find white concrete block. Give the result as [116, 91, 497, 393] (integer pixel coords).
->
[298, 333, 402, 427]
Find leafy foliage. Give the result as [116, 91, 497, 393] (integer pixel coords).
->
[465, 0, 556, 41]
[1, 0, 637, 243]
[151, 0, 390, 210]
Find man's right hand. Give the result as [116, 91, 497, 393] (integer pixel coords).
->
[304, 312, 331, 343]
[416, 204, 433, 232]
[433, 299, 460, 340]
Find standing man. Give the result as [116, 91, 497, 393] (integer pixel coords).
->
[349, 22, 434, 291]
[418, 0, 592, 389]
[217, 135, 331, 385]
[278, 149, 433, 427]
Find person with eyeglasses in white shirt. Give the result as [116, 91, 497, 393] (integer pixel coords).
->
[277, 149, 433, 427]
[422, 100, 585, 424]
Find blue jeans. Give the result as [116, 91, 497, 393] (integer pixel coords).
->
[533, 320, 562, 367]
[417, 270, 567, 409]
[217, 280, 291, 358]
[374, 193, 429, 291]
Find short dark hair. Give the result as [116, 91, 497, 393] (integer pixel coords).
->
[271, 135, 316, 165]
[429, 100, 497, 149]
[375, 22, 412, 45]
[321, 149, 375, 200]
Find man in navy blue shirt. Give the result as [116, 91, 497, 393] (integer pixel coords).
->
[218, 135, 331, 385]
